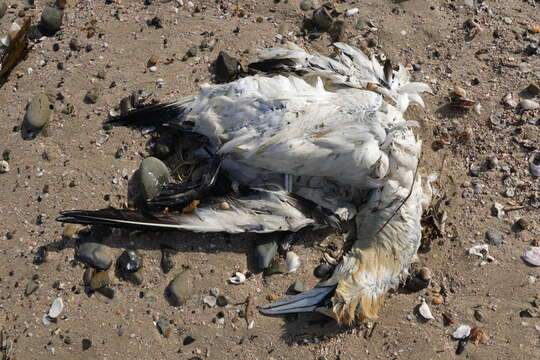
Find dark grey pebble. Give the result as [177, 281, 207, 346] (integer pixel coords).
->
[160, 247, 175, 274]
[312, 7, 333, 31]
[216, 295, 228, 307]
[84, 87, 100, 104]
[264, 258, 288, 276]
[97, 287, 115, 299]
[291, 281, 307, 293]
[183, 336, 196, 346]
[33, 246, 48, 265]
[485, 230, 503, 246]
[82, 338, 92, 351]
[139, 157, 171, 200]
[515, 218, 529, 231]
[214, 51, 240, 83]
[77, 242, 112, 270]
[187, 46, 198, 57]
[40, 7, 63, 34]
[117, 249, 143, 273]
[254, 237, 278, 270]
[69, 38, 81, 51]
[314, 263, 332, 279]
[474, 309, 485, 322]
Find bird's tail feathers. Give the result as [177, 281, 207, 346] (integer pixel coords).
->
[105, 97, 193, 127]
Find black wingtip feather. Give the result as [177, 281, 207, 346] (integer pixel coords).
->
[105, 101, 187, 127]
[248, 58, 299, 74]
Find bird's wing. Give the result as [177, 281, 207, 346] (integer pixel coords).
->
[57, 188, 341, 234]
[250, 42, 431, 111]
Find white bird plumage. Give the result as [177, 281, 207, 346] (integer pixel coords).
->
[58, 42, 434, 324]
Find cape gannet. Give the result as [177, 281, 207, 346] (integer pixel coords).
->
[58, 42, 434, 324]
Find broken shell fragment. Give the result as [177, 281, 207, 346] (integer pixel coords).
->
[285, 251, 301, 273]
[48, 297, 64, 319]
[468, 244, 489, 258]
[228, 272, 246, 284]
[452, 324, 471, 340]
[452, 86, 467, 98]
[522, 247, 540, 267]
[203, 295, 217, 308]
[520, 99, 539, 110]
[419, 300, 435, 320]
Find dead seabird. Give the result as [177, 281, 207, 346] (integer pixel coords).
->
[57, 43, 434, 324]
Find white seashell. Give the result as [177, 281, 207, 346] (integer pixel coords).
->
[522, 247, 540, 266]
[286, 251, 301, 273]
[345, 8, 359, 17]
[452, 324, 471, 339]
[228, 272, 246, 284]
[473, 103, 482, 115]
[468, 244, 489, 258]
[419, 300, 435, 320]
[203, 295, 217, 307]
[529, 153, 540, 177]
[247, 320, 254, 329]
[48, 297, 64, 319]
[42, 314, 52, 326]
[520, 99, 539, 110]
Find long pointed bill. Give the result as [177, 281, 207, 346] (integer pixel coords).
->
[258, 285, 336, 315]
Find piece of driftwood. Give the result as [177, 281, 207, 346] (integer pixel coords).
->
[0, 17, 32, 83]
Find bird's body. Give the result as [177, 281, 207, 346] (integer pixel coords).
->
[58, 43, 434, 325]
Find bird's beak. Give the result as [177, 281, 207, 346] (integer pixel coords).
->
[258, 285, 336, 317]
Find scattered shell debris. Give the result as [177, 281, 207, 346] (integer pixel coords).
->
[522, 247, 540, 267]
[228, 272, 246, 284]
[419, 299, 435, 320]
[452, 324, 472, 340]
[285, 251, 301, 273]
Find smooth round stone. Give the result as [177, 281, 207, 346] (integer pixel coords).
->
[216, 295, 228, 307]
[312, 7, 333, 31]
[25, 280, 39, 296]
[485, 230, 503, 246]
[254, 237, 278, 270]
[89, 270, 112, 290]
[117, 250, 143, 272]
[40, 7, 63, 34]
[25, 93, 52, 129]
[314, 263, 332, 279]
[77, 241, 113, 270]
[300, 0, 313, 11]
[0, 2, 7, 20]
[167, 270, 193, 306]
[139, 156, 171, 200]
[264, 258, 288, 276]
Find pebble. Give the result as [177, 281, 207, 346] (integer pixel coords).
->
[183, 336, 196, 346]
[97, 287, 115, 299]
[167, 270, 193, 306]
[33, 246, 48, 264]
[486, 156, 498, 170]
[157, 321, 172, 338]
[187, 46, 198, 57]
[214, 51, 240, 83]
[82, 339, 92, 351]
[84, 87, 100, 104]
[89, 270, 112, 291]
[314, 263, 332, 279]
[254, 237, 278, 269]
[0, 2, 7, 20]
[299, 0, 313, 11]
[203, 295, 217, 307]
[148, 55, 159, 66]
[40, 7, 63, 34]
[264, 258, 288, 275]
[474, 309, 485, 322]
[25, 280, 39, 296]
[216, 295, 228, 307]
[117, 250, 143, 273]
[0, 160, 9, 174]
[160, 246, 175, 274]
[139, 156, 171, 200]
[77, 241, 113, 270]
[312, 6, 333, 31]
[25, 93, 52, 130]
[526, 83, 540, 96]
[291, 281, 308, 293]
[96, 70, 106, 80]
[69, 38, 81, 51]
[515, 218, 529, 231]
[485, 230, 503, 246]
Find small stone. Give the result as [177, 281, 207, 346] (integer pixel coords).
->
[432, 296, 443, 305]
[84, 87, 100, 104]
[254, 237, 278, 270]
[291, 281, 307, 293]
[139, 157, 171, 200]
[187, 46, 198, 57]
[77, 242, 112, 270]
[264, 258, 288, 276]
[216, 295, 228, 307]
[33, 246, 48, 265]
[148, 55, 159, 66]
[312, 6, 333, 31]
[183, 336, 196, 346]
[40, 7, 63, 34]
[25, 93, 52, 130]
[299, 0, 313, 11]
[515, 218, 529, 231]
[486, 156, 498, 170]
[214, 51, 240, 83]
[203, 295, 217, 307]
[0, 2, 7, 20]
[69, 38, 81, 51]
[157, 321, 172, 338]
[413, 63, 422, 72]
[89, 270, 112, 291]
[526, 83, 540, 96]
[167, 270, 193, 306]
[97, 287, 115, 299]
[0, 160, 9, 174]
[96, 70, 106, 80]
[25, 280, 39, 296]
[160, 246, 175, 274]
[314, 263, 332, 279]
[117, 250, 143, 273]
[485, 230, 503, 246]
[154, 143, 170, 159]
[474, 309, 485, 322]
[82, 339, 92, 351]
[525, 43, 538, 56]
